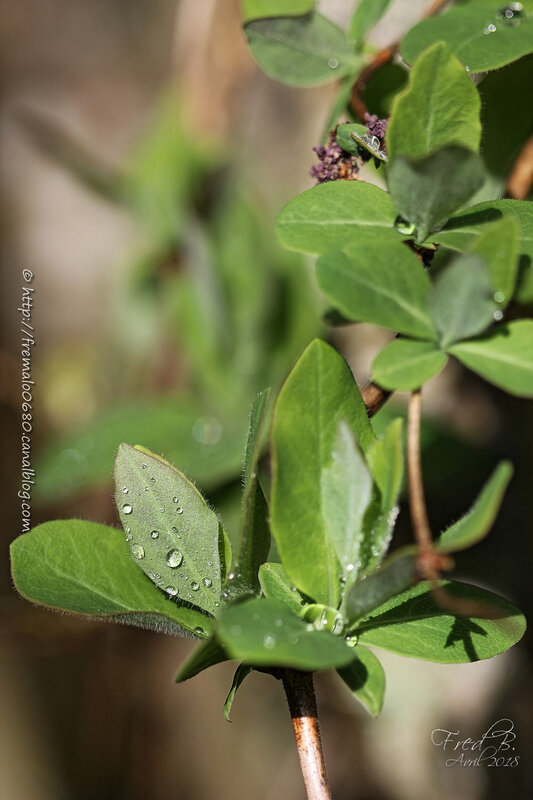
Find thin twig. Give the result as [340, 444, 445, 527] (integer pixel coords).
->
[407, 390, 436, 569]
[350, 0, 451, 119]
[507, 134, 533, 200]
[282, 670, 332, 800]
[361, 381, 391, 416]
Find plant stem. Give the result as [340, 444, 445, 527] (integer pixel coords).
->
[407, 389, 434, 559]
[282, 669, 332, 800]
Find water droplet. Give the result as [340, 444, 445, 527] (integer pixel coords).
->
[141, 463, 147, 469]
[493, 309, 504, 321]
[203, 577, 212, 588]
[149, 476, 156, 483]
[150, 530, 159, 539]
[166, 586, 178, 596]
[222, 590, 229, 600]
[132, 544, 145, 560]
[207, 561, 212, 567]
[328, 57, 339, 69]
[345, 634, 359, 647]
[497, 3, 523, 24]
[214, 601, 220, 607]
[371, 546, 380, 558]
[173, 496, 179, 503]
[274, 618, 284, 627]
[484, 22, 497, 33]
[122, 503, 132, 515]
[125, 525, 130, 533]
[394, 215, 416, 236]
[191, 581, 199, 591]
[194, 626, 205, 636]
[290, 586, 297, 592]
[166, 549, 183, 568]
[230, 624, 242, 636]
[494, 291, 505, 303]
[122, 487, 128, 494]
[126, 534, 133, 542]
[305, 623, 315, 632]
[263, 635, 276, 649]
[465, 65, 471, 72]
[346, 563, 355, 572]
[176, 507, 183, 515]
[144, 486, 149, 492]
[228, 572, 235, 581]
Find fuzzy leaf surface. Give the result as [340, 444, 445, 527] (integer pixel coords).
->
[114, 444, 223, 614]
[316, 241, 436, 339]
[354, 580, 526, 663]
[436, 462, 513, 553]
[276, 181, 399, 255]
[10, 520, 211, 638]
[386, 42, 481, 162]
[216, 597, 356, 670]
[271, 340, 375, 605]
[372, 339, 447, 391]
[337, 645, 386, 716]
[401, 1, 533, 73]
[449, 321, 533, 397]
[244, 14, 360, 87]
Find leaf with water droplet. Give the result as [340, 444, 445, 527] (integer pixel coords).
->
[114, 444, 222, 614]
[401, 2, 533, 73]
[467, 218, 520, 307]
[10, 520, 211, 638]
[216, 597, 357, 670]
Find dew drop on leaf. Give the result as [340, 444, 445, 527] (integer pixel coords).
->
[194, 626, 205, 636]
[263, 635, 276, 649]
[176, 507, 184, 515]
[141, 463, 147, 469]
[150, 530, 159, 539]
[122, 487, 128, 494]
[202, 577, 212, 588]
[166, 586, 178, 596]
[328, 58, 339, 69]
[191, 581, 200, 591]
[173, 497, 179, 503]
[230, 624, 242, 636]
[494, 291, 505, 303]
[122, 504, 133, 515]
[493, 310, 504, 321]
[132, 544, 145, 560]
[166, 549, 183, 568]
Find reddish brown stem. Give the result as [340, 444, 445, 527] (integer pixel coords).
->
[282, 670, 332, 800]
[350, 0, 451, 119]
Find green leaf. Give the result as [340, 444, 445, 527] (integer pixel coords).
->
[344, 547, 417, 625]
[276, 181, 399, 255]
[316, 240, 436, 339]
[429, 253, 496, 348]
[475, 55, 533, 202]
[175, 637, 229, 683]
[244, 14, 361, 87]
[228, 391, 272, 598]
[243, 0, 314, 22]
[224, 665, 253, 721]
[114, 444, 222, 614]
[429, 199, 533, 304]
[216, 597, 357, 670]
[387, 146, 486, 243]
[401, 0, 533, 73]
[10, 521, 211, 638]
[349, 0, 392, 47]
[336, 123, 367, 154]
[386, 42, 481, 162]
[372, 339, 447, 391]
[468, 218, 520, 305]
[449, 320, 533, 397]
[323, 421, 373, 587]
[337, 645, 386, 716]
[355, 580, 527, 663]
[436, 462, 513, 553]
[361, 418, 404, 574]
[362, 62, 409, 118]
[271, 340, 375, 605]
[259, 562, 306, 613]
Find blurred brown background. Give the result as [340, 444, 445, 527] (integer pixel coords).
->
[1, 1, 532, 799]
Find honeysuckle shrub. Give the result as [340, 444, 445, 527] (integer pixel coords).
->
[11, 0, 531, 749]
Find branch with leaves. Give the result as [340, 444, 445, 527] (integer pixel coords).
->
[10, 1, 533, 798]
